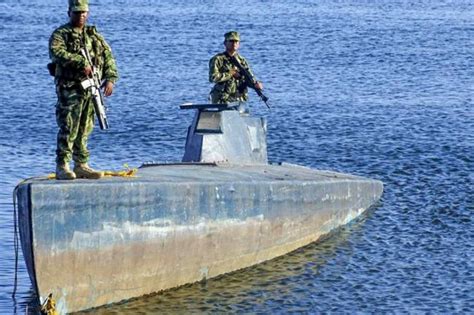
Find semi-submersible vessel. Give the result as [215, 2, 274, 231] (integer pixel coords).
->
[15, 103, 383, 313]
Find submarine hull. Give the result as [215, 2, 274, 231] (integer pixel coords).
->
[17, 163, 382, 313]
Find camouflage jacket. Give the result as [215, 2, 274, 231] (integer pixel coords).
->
[49, 23, 118, 85]
[209, 52, 255, 103]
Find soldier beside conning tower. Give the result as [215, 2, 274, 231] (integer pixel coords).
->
[209, 31, 266, 113]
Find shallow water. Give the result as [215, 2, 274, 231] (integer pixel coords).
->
[0, 0, 473, 313]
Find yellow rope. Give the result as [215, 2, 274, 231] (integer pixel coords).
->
[46, 165, 138, 179]
[41, 293, 58, 315]
[104, 168, 138, 177]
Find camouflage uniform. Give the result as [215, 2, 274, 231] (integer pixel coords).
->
[209, 53, 254, 104]
[49, 23, 118, 165]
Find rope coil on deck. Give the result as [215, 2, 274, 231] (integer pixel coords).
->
[46, 167, 138, 179]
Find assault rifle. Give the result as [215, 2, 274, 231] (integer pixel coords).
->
[80, 48, 109, 130]
[228, 54, 270, 109]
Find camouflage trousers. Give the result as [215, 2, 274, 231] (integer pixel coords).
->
[55, 83, 95, 165]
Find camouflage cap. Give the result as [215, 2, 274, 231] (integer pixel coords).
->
[69, 0, 89, 12]
[224, 31, 240, 41]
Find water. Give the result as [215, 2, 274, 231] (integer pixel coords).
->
[1, 0, 473, 313]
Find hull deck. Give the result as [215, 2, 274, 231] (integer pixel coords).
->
[16, 163, 383, 313]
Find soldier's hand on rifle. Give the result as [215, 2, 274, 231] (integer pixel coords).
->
[103, 81, 114, 97]
[84, 65, 92, 77]
[230, 68, 241, 79]
[255, 81, 263, 90]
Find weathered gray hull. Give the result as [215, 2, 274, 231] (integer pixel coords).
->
[17, 163, 382, 313]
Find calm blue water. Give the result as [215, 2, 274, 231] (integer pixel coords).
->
[1, 0, 473, 313]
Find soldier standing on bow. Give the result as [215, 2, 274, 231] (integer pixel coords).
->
[209, 31, 264, 112]
[49, 0, 118, 180]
